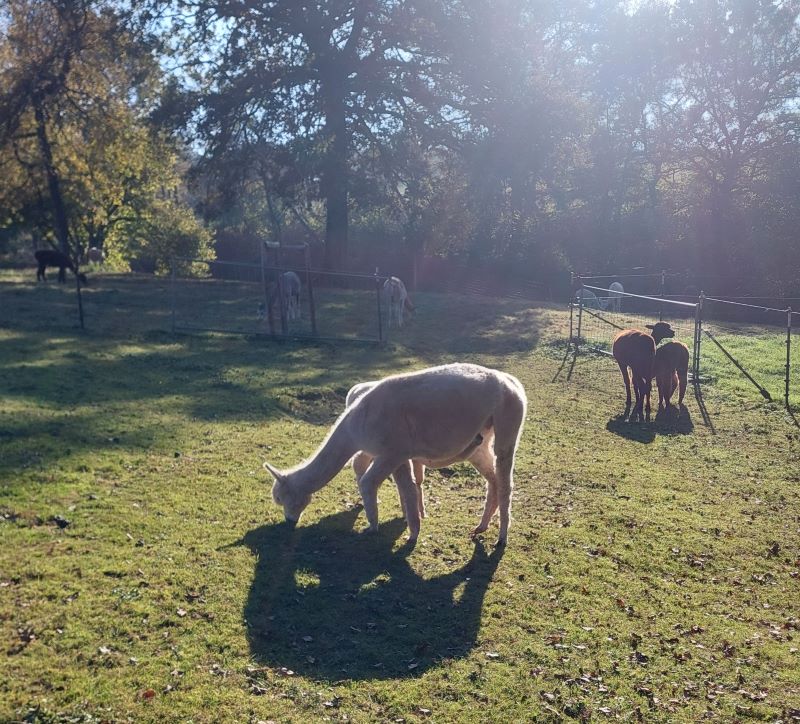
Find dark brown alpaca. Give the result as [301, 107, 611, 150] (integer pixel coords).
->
[35, 250, 88, 286]
[612, 322, 675, 418]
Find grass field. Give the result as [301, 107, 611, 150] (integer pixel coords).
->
[1, 270, 799, 722]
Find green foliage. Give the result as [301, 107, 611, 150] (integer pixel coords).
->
[0, 0, 213, 275]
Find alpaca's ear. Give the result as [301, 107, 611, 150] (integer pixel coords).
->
[263, 461, 285, 481]
[645, 324, 654, 330]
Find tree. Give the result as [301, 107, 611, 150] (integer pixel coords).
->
[670, 0, 800, 278]
[170, 0, 461, 268]
[0, 0, 214, 282]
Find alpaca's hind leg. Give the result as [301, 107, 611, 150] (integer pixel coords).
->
[617, 361, 632, 406]
[667, 371, 678, 407]
[394, 461, 421, 542]
[467, 440, 499, 537]
[357, 456, 402, 533]
[677, 366, 688, 406]
[412, 460, 426, 518]
[492, 393, 525, 545]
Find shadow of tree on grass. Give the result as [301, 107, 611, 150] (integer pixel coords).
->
[238, 508, 504, 681]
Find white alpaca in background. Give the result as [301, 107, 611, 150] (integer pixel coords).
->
[264, 363, 527, 545]
[383, 276, 414, 327]
[608, 281, 624, 312]
[574, 288, 604, 310]
[281, 271, 301, 320]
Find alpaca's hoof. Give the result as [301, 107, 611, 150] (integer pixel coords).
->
[470, 525, 488, 539]
[495, 536, 507, 548]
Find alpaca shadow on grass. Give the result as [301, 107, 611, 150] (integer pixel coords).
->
[606, 410, 656, 443]
[238, 507, 504, 682]
[606, 403, 694, 442]
[653, 404, 694, 435]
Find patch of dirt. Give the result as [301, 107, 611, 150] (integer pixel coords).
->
[276, 386, 348, 424]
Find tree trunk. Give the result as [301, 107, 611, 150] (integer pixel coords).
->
[323, 97, 348, 269]
[33, 99, 71, 258]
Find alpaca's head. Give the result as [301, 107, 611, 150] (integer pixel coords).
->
[646, 322, 675, 344]
[264, 462, 312, 524]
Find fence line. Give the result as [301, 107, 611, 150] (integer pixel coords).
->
[582, 285, 697, 307]
[570, 283, 797, 415]
[170, 256, 389, 344]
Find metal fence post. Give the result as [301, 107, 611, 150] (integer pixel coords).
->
[575, 282, 584, 351]
[170, 257, 176, 333]
[786, 307, 792, 411]
[659, 269, 666, 321]
[693, 292, 704, 381]
[375, 269, 384, 343]
[568, 299, 574, 348]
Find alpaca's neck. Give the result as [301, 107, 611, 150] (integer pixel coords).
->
[289, 412, 358, 495]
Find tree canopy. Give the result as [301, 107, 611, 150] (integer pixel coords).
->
[2, 0, 800, 293]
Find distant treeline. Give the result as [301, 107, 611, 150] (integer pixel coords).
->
[2, 1, 799, 295]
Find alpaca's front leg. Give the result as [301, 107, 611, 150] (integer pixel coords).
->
[357, 457, 400, 534]
[394, 461, 421, 543]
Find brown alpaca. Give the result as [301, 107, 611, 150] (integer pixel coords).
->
[612, 322, 675, 418]
[653, 341, 689, 409]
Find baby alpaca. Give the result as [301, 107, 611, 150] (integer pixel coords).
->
[653, 341, 689, 409]
[346, 381, 485, 525]
[264, 363, 527, 545]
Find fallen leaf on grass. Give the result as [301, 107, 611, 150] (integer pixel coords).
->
[141, 689, 156, 700]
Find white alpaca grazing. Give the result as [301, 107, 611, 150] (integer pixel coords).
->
[281, 271, 301, 320]
[575, 288, 604, 310]
[608, 281, 624, 312]
[264, 363, 527, 545]
[383, 276, 414, 328]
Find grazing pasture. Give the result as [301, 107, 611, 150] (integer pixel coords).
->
[1, 270, 799, 722]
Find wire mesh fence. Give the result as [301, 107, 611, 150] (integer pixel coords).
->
[170, 258, 387, 343]
[570, 281, 800, 415]
[572, 284, 699, 376]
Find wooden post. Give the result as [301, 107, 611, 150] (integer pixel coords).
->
[575, 280, 584, 350]
[659, 269, 666, 322]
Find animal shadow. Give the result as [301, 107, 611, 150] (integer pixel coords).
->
[237, 508, 504, 681]
[606, 402, 694, 442]
[653, 404, 694, 435]
[606, 411, 656, 443]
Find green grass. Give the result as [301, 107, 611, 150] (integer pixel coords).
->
[1, 270, 799, 722]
